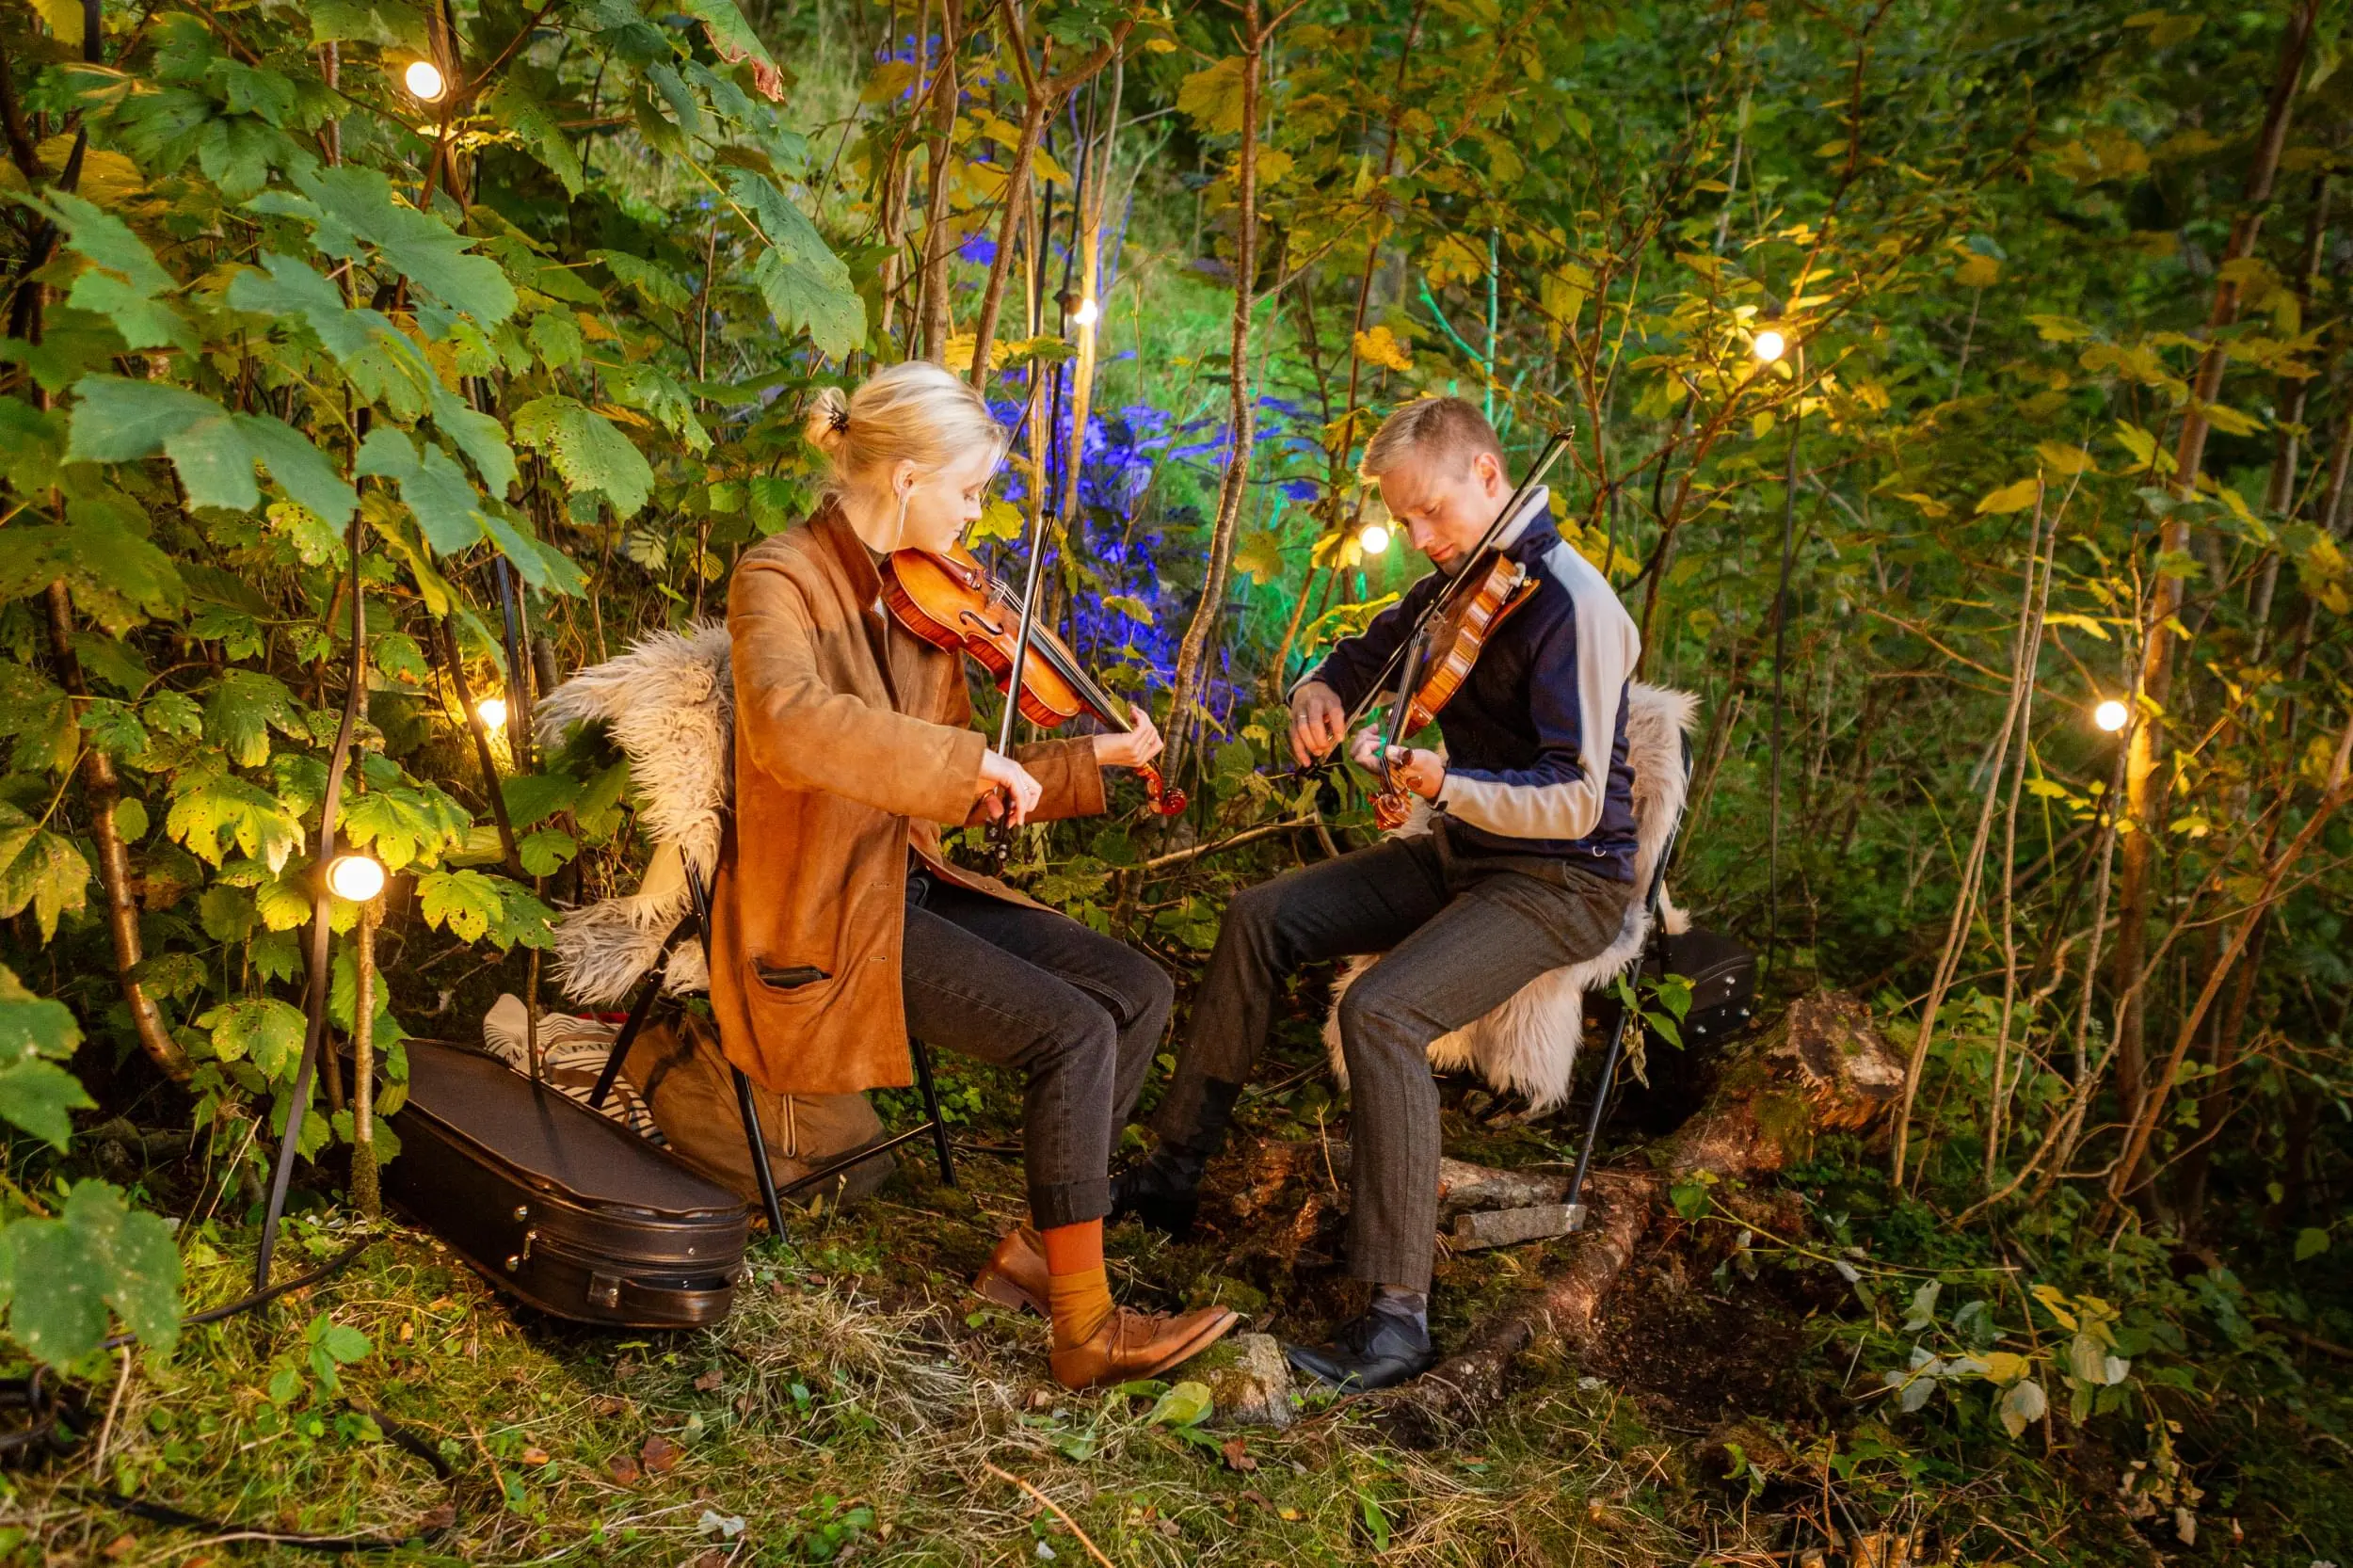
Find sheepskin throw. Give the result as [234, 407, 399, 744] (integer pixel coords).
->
[536, 625, 733, 1007]
[1322, 681, 1698, 1114]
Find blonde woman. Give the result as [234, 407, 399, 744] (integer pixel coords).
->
[708, 360, 1237, 1387]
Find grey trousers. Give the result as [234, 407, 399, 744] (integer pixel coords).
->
[1154, 821, 1635, 1291]
[904, 870, 1173, 1229]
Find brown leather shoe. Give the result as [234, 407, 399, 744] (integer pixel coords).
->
[972, 1226, 1048, 1316]
[1048, 1304, 1240, 1390]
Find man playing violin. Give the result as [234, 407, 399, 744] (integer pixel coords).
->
[714, 360, 1238, 1387]
[1112, 396, 1642, 1391]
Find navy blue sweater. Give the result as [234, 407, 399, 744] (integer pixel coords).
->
[1304, 489, 1642, 879]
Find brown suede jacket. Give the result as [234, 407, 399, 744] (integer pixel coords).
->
[709, 504, 1105, 1094]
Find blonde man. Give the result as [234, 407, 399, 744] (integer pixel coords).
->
[1112, 397, 1641, 1391]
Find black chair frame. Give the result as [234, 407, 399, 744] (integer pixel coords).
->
[585, 868, 956, 1239]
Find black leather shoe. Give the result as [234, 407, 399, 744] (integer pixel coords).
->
[1107, 1160, 1201, 1240]
[1283, 1308, 1437, 1393]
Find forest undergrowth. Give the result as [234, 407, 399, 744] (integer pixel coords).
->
[4, 0, 2352, 1560]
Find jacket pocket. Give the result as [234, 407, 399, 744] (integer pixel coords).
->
[753, 961, 832, 992]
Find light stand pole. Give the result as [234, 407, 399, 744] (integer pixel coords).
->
[1760, 328, 1801, 983]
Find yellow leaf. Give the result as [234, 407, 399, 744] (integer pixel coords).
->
[1424, 233, 1485, 287]
[941, 333, 1008, 374]
[1894, 491, 1951, 520]
[1177, 57, 1249, 136]
[1956, 252, 2002, 288]
[2035, 440, 2095, 476]
[969, 497, 1025, 543]
[1984, 1351, 2032, 1384]
[2026, 313, 2092, 343]
[2197, 400, 2263, 437]
[1353, 325, 1413, 373]
[1976, 478, 2042, 515]
[1254, 148, 1293, 185]
[32, 0, 81, 45]
[2030, 1284, 2078, 1330]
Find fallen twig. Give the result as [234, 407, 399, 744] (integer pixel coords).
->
[982, 1461, 1117, 1568]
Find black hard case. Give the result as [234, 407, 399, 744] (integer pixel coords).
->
[382, 1038, 751, 1328]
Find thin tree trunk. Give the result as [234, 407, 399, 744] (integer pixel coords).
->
[2249, 174, 2330, 643]
[350, 900, 380, 1216]
[43, 584, 188, 1083]
[916, 0, 963, 361]
[2112, 0, 2316, 1180]
[1893, 486, 2050, 1186]
[1057, 57, 1119, 529]
[1163, 0, 1265, 783]
[2108, 708, 2353, 1214]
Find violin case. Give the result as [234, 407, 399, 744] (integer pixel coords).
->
[381, 1038, 751, 1328]
[1591, 925, 1758, 1134]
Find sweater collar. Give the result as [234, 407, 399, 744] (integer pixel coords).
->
[1493, 484, 1559, 564]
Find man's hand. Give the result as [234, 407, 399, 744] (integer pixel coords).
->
[1349, 728, 1446, 800]
[975, 748, 1043, 825]
[1092, 706, 1163, 770]
[1289, 680, 1348, 766]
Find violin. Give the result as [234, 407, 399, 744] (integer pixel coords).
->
[1368, 552, 1539, 829]
[882, 542, 1187, 817]
[1298, 426, 1577, 828]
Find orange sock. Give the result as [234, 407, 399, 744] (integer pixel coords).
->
[1039, 1219, 1112, 1349]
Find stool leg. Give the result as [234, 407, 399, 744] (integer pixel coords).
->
[588, 918, 691, 1109]
[732, 1067, 788, 1238]
[909, 1037, 956, 1187]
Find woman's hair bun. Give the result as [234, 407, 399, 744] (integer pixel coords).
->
[805, 386, 852, 456]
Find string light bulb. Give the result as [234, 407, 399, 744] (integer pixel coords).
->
[1752, 328, 1787, 364]
[2093, 698, 2129, 733]
[327, 853, 387, 903]
[475, 696, 507, 731]
[1073, 296, 1099, 328]
[404, 58, 447, 104]
[1358, 520, 1393, 555]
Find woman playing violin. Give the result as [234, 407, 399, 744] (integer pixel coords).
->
[710, 360, 1237, 1387]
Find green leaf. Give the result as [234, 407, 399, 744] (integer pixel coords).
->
[6, 1179, 182, 1367]
[2295, 1226, 2330, 1262]
[749, 249, 866, 362]
[0, 801, 91, 942]
[1144, 1380, 1213, 1427]
[1998, 1377, 2046, 1438]
[357, 428, 488, 553]
[594, 249, 692, 312]
[436, 873, 502, 944]
[197, 996, 307, 1079]
[203, 670, 303, 768]
[501, 771, 581, 830]
[511, 396, 653, 519]
[671, 0, 786, 101]
[62, 375, 221, 462]
[0, 965, 92, 1149]
[480, 509, 588, 597]
[30, 190, 196, 353]
[517, 827, 576, 876]
[167, 771, 306, 871]
[485, 80, 584, 196]
[64, 377, 358, 521]
[258, 166, 518, 326]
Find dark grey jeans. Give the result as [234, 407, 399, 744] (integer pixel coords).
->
[903, 869, 1173, 1229]
[1154, 820, 1635, 1290]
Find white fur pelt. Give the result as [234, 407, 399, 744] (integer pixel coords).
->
[1321, 682, 1698, 1115]
[535, 625, 733, 1007]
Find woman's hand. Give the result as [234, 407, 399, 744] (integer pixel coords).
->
[1093, 706, 1164, 771]
[976, 749, 1043, 825]
[1349, 728, 1446, 800]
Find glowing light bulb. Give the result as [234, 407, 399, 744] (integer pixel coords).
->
[327, 853, 387, 902]
[404, 58, 447, 103]
[475, 696, 507, 731]
[1358, 521, 1392, 555]
[1073, 296, 1099, 328]
[2093, 698, 2129, 733]
[1752, 328, 1787, 364]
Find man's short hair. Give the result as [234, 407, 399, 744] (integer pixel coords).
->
[1360, 396, 1507, 479]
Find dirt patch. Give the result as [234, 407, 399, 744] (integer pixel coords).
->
[1581, 1246, 1830, 1428]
